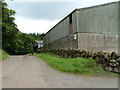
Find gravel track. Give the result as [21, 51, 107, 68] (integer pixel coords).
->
[2, 55, 118, 88]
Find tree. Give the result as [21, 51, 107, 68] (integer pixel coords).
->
[28, 33, 45, 40]
[2, 1, 42, 55]
[15, 33, 35, 54]
[2, 0, 19, 54]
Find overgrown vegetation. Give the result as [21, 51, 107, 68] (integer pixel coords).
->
[35, 53, 117, 76]
[0, 49, 9, 60]
[1, 0, 44, 55]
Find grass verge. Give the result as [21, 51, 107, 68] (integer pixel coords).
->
[0, 49, 9, 61]
[35, 53, 118, 76]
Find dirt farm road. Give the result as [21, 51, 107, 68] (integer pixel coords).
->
[1, 55, 118, 88]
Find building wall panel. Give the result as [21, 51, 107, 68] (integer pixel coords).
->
[43, 12, 77, 45]
[72, 11, 77, 33]
[78, 33, 118, 53]
[77, 2, 118, 34]
[44, 34, 78, 49]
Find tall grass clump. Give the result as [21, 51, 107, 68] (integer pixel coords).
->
[0, 49, 9, 60]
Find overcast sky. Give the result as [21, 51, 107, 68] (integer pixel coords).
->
[6, 0, 118, 34]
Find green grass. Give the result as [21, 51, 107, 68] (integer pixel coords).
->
[0, 49, 9, 61]
[35, 53, 118, 76]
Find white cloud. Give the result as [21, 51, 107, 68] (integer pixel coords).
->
[10, 0, 118, 34]
[15, 17, 61, 34]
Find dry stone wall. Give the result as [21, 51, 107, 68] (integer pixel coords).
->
[37, 49, 120, 74]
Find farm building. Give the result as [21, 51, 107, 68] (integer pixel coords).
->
[43, 1, 120, 53]
[34, 40, 43, 48]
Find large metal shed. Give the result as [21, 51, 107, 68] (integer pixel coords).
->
[43, 1, 120, 52]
